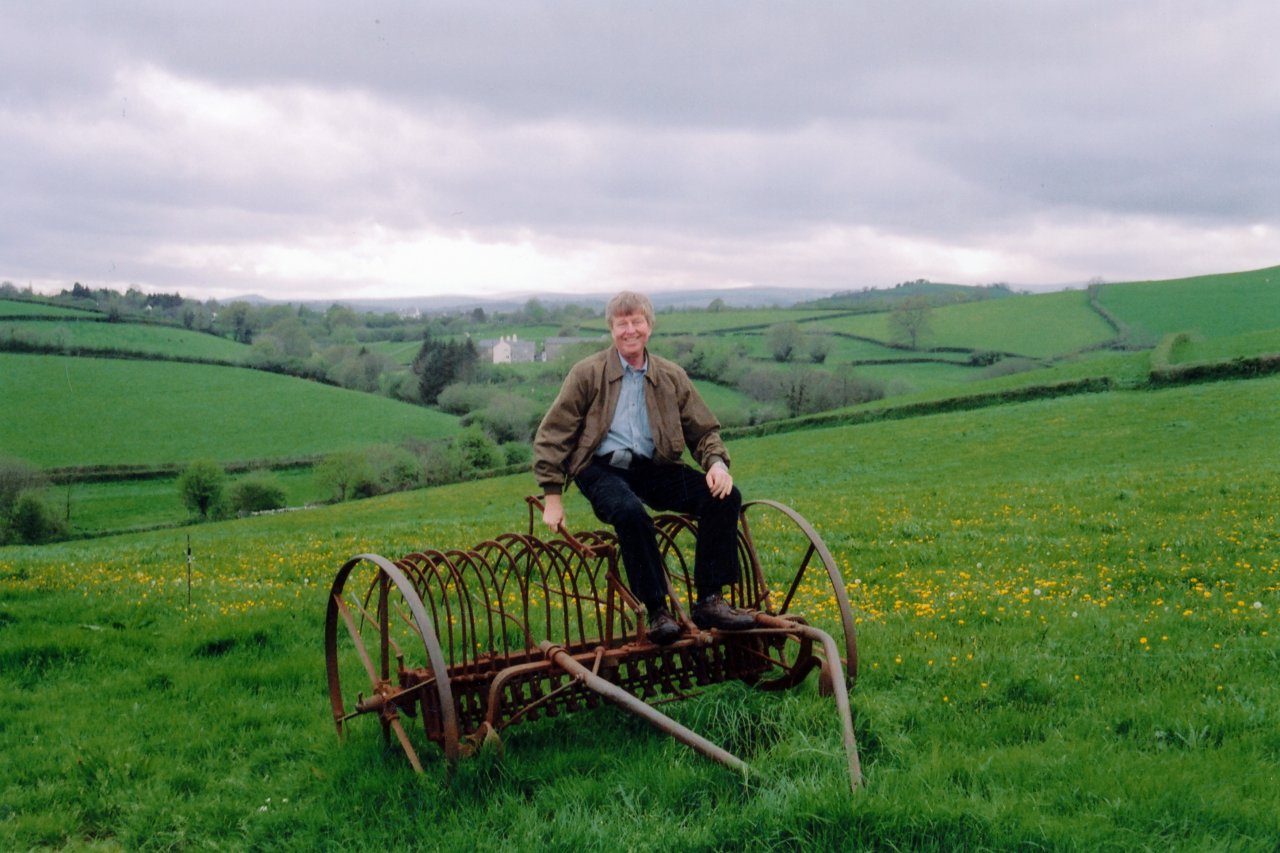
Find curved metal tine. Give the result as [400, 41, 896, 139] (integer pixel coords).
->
[466, 541, 532, 665]
[445, 547, 499, 666]
[408, 549, 465, 669]
[653, 515, 696, 619]
[334, 591, 380, 686]
[347, 585, 410, 662]
[736, 511, 769, 611]
[481, 537, 540, 650]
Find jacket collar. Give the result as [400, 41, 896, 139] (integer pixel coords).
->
[606, 347, 649, 381]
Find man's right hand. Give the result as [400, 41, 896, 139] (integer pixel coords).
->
[542, 493, 565, 532]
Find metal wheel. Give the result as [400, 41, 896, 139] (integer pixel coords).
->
[324, 553, 459, 772]
[740, 499, 858, 687]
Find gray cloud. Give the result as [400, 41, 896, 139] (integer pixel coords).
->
[2, 1, 1277, 301]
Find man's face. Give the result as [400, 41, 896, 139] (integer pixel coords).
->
[610, 310, 651, 366]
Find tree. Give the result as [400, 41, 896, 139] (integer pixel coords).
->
[766, 322, 804, 362]
[522, 298, 547, 323]
[807, 334, 832, 364]
[315, 451, 376, 502]
[177, 460, 227, 520]
[889, 296, 933, 349]
[413, 335, 479, 404]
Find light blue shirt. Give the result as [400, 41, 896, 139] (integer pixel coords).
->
[596, 353, 655, 460]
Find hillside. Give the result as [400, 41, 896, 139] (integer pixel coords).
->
[1, 318, 249, 361]
[0, 353, 458, 468]
[1096, 265, 1280, 341]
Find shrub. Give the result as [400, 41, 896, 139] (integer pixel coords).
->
[9, 492, 66, 544]
[474, 394, 540, 443]
[228, 472, 288, 516]
[366, 445, 423, 493]
[436, 382, 495, 416]
[457, 426, 501, 472]
[177, 460, 227, 520]
[420, 441, 466, 486]
[501, 442, 532, 467]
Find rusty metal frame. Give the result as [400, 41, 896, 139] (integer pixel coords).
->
[324, 497, 862, 792]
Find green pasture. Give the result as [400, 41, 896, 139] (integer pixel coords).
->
[363, 338, 426, 366]
[61, 468, 324, 538]
[821, 290, 1115, 359]
[0, 318, 249, 361]
[0, 354, 459, 469]
[849, 359, 979, 398]
[1167, 328, 1280, 365]
[0, 299, 102, 319]
[1099, 265, 1280, 341]
[821, 334, 951, 364]
[2, 375, 1277, 850]
[473, 323, 565, 342]
[650, 308, 845, 336]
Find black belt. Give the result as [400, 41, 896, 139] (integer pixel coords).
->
[595, 449, 652, 471]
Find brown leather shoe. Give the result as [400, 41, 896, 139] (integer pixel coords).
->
[646, 607, 681, 645]
[692, 594, 756, 631]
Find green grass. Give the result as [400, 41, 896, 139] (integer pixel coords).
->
[650, 308, 847, 336]
[0, 353, 460, 468]
[1, 318, 250, 360]
[822, 290, 1116, 359]
[61, 468, 324, 537]
[356, 338, 425, 366]
[0, 299, 103, 319]
[2, 375, 1277, 850]
[1166, 328, 1280, 365]
[1098, 265, 1280, 341]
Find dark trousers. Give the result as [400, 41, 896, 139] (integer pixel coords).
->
[574, 458, 742, 609]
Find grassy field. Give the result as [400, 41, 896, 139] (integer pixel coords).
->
[1098, 266, 1280, 341]
[0, 353, 459, 468]
[646, 308, 846, 336]
[1168, 328, 1280, 365]
[1, 318, 250, 361]
[60, 468, 323, 537]
[0, 299, 102, 319]
[2, 374, 1277, 850]
[821, 290, 1116, 359]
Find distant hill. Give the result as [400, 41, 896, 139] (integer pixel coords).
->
[795, 280, 1017, 311]
[278, 285, 843, 316]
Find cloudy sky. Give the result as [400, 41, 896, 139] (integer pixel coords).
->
[3, 1, 1277, 303]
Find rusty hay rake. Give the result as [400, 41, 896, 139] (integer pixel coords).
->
[324, 497, 863, 792]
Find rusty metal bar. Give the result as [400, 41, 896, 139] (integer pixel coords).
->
[538, 640, 750, 777]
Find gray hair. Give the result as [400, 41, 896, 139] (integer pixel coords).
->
[605, 291, 655, 328]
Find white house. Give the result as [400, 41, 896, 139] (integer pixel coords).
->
[477, 334, 536, 364]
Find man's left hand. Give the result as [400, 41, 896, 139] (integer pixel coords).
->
[706, 461, 733, 499]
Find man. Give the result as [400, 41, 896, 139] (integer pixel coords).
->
[534, 290, 756, 645]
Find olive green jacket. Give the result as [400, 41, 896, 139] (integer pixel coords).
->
[533, 347, 729, 495]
